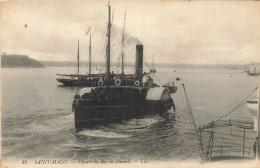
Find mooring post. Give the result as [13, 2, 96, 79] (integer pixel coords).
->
[243, 128, 245, 157]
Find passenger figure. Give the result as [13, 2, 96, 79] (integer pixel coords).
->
[142, 73, 149, 86]
[147, 76, 154, 87]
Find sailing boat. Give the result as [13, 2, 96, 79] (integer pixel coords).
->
[56, 37, 104, 86]
[149, 55, 157, 73]
[56, 11, 142, 87]
[72, 2, 176, 131]
[246, 64, 260, 76]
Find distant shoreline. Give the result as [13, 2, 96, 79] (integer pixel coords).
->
[39, 61, 252, 70]
[1, 54, 45, 68]
[1, 66, 45, 68]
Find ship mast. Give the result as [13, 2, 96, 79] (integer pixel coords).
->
[106, 2, 111, 87]
[77, 39, 80, 77]
[89, 34, 91, 75]
[152, 54, 154, 68]
[254, 64, 257, 74]
[121, 10, 126, 74]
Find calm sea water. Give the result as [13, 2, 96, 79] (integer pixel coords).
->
[2, 67, 260, 162]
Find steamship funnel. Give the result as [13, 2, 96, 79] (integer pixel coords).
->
[135, 45, 143, 81]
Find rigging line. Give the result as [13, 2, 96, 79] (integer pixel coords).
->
[215, 86, 258, 122]
[124, 54, 134, 66]
[111, 48, 121, 73]
[112, 27, 121, 45]
[153, 73, 163, 85]
[110, 40, 121, 65]
[143, 56, 152, 68]
[182, 84, 206, 160]
[127, 61, 136, 74]
[110, 44, 121, 66]
[93, 32, 106, 63]
[208, 102, 247, 124]
[97, 39, 105, 70]
[143, 57, 150, 68]
[111, 28, 123, 73]
[124, 56, 135, 67]
[92, 30, 107, 65]
[143, 57, 163, 85]
[100, 37, 108, 68]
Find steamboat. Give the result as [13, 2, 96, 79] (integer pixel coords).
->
[73, 2, 176, 131]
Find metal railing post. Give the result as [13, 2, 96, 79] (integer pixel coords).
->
[249, 147, 251, 157]
[243, 128, 245, 157]
[221, 146, 222, 156]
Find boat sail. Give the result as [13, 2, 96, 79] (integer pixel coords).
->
[72, 2, 177, 131]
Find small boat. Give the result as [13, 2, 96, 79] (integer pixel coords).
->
[72, 3, 176, 131]
[247, 99, 258, 116]
[162, 82, 177, 93]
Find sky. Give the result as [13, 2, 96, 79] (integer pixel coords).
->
[1, 0, 260, 64]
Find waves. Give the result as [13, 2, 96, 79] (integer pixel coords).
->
[78, 129, 132, 139]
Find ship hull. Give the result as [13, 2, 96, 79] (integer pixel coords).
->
[75, 106, 129, 129]
[57, 78, 98, 87]
[57, 76, 137, 87]
[74, 100, 172, 131]
[247, 72, 260, 76]
[56, 74, 138, 87]
[164, 86, 177, 94]
[74, 86, 173, 131]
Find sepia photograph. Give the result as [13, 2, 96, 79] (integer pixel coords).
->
[1, 0, 260, 167]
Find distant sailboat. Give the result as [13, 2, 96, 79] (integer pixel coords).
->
[149, 54, 156, 73]
[246, 64, 260, 76]
[56, 37, 106, 86]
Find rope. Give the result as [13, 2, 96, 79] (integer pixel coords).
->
[143, 57, 162, 85]
[182, 84, 207, 161]
[215, 87, 258, 122]
[92, 30, 107, 73]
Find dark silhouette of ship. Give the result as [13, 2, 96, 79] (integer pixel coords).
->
[72, 2, 176, 131]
